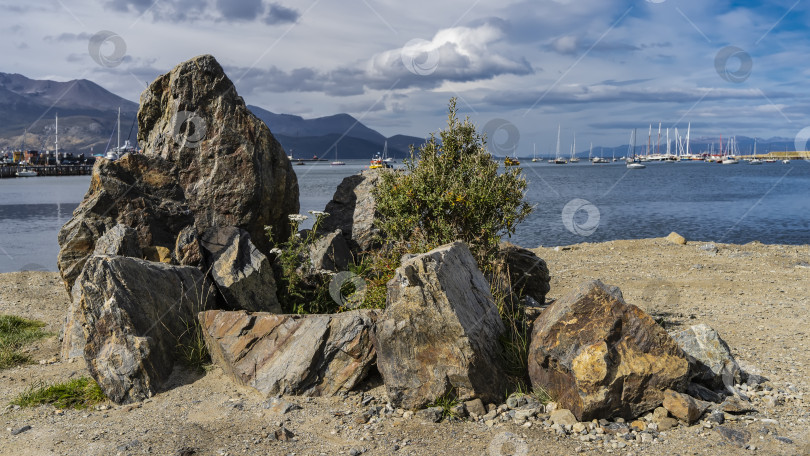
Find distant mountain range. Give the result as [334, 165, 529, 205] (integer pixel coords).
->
[0, 72, 424, 159]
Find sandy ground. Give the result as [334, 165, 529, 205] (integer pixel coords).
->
[0, 237, 808, 456]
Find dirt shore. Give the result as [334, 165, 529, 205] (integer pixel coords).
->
[0, 237, 808, 456]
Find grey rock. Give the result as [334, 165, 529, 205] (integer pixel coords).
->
[669, 324, 742, 392]
[263, 397, 301, 414]
[687, 382, 724, 403]
[200, 226, 280, 313]
[744, 372, 769, 386]
[10, 425, 31, 435]
[714, 426, 751, 448]
[514, 408, 541, 421]
[720, 395, 756, 414]
[93, 224, 143, 258]
[706, 410, 725, 424]
[76, 255, 216, 403]
[450, 403, 468, 418]
[464, 398, 486, 417]
[550, 409, 578, 427]
[416, 406, 443, 423]
[506, 393, 528, 410]
[493, 243, 551, 305]
[200, 309, 376, 396]
[320, 170, 384, 252]
[699, 243, 718, 253]
[309, 229, 352, 272]
[373, 242, 506, 409]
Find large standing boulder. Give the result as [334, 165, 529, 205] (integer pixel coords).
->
[528, 280, 690, 421]
[200, 309, 376, 396]
[200, 226, 281, 313]
[319, 169, 384, 252]
[669, 324, 742, 392]
[57, 54, 298, 294]
[373, 242, 506, 410]
[72, 255, 216, 403]
[138, 54, 298, 253]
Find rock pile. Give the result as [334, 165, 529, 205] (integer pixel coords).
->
[57, 54, 298, 402]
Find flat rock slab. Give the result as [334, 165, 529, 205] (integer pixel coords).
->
[528, 280, 690, 421]
[200, 309, 376, 396]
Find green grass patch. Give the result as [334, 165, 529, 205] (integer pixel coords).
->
[11, 377, 106, 409]
[0, 314, 51, 369]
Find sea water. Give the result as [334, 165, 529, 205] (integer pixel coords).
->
[1, 160, 808, 273]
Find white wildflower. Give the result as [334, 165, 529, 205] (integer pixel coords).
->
[288, 214, 308, 222]
[308, 210, 329, 217]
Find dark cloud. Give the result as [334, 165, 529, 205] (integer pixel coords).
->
[103, 0, 298, 24]
[215, 0, 262, 20]
[264, 3, 299, 24]
[483, 86, 794, 108]
[600, 78, 654, 86]
[44, 32, 93, 42]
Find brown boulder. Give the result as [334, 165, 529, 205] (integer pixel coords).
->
[200, 309, 376, 396]
[528, 280, 690, 421]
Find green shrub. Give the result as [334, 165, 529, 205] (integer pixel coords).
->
[269, 211, 341, 314]
[374, 98, 533, 265]
[0, 314, 51, 369]
[11, 377, 106, 409]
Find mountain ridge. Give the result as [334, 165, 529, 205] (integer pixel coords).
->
[0, 71, 424, 159]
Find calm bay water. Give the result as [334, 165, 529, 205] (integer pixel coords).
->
[1, 160, 808, 273]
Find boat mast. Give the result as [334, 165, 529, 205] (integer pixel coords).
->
[645, 124, 650, 157]
[686, 122, 691, 157]
[117, 107, 121, 153]
[571, 131, 576, 160]
[555, 124, 561, 159]
[656, 122, 662, 155]
[55, 113, 59, 165]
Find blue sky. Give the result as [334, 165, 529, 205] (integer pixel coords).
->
[3, 0, 810, 153]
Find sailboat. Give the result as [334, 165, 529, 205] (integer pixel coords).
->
[569, 132, 580, 162]
[105, 107, 136, 160]
[591, 142, 608, 163]
[331, 144, 345, 166]
[382, 140, 395, 164]
[722, 136, 738, 164]
[626, 129, 645, 169]
[531, 143, 539, 162]
[553, 125, 567, 164]
[749, 139, 763, 165]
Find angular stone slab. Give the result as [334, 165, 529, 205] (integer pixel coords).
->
[200, 309, 376, 396]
